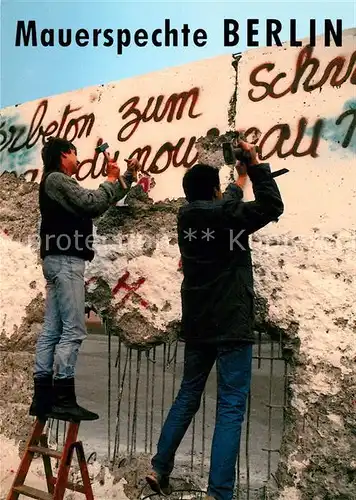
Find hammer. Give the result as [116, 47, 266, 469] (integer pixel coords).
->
[95, 142, 127, 189]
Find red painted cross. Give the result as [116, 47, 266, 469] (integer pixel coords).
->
[85, 271, 150, 309]
[112, 271, 149, 308]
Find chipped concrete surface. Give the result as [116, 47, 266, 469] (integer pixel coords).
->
[251, 230, 356, 499]
[0, 168, 355, 499]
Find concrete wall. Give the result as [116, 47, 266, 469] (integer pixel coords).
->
[236, 34, 355, 232]
[0, 29, 355, 500]
[0, 54, 234, 202]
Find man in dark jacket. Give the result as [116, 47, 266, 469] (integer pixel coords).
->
[30, 136, 141, 422]
[146, 139, 284, 500]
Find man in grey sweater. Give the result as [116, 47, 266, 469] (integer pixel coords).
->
[30, 136, 141, 421]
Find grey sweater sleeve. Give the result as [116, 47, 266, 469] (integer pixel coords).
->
[44, 172, 133, 218]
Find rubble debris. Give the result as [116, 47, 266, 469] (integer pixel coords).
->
[195, 129, 238, 168]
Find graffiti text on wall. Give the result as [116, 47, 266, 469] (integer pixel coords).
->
[0, 88, 202, 182]
[1, 44, 355, 181]
[0, 115, 35, 174]
[242, 45, 356, 159]
[248, 46, 356, 102]
[243, 100, 356, 160]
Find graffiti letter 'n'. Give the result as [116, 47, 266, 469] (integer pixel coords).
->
[15, 21, 37, 46]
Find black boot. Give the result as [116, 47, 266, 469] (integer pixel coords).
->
[51, 378, 99, 421]
[29, 376, 53, 419]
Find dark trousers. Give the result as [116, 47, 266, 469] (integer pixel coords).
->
[152, 342, 253, 500]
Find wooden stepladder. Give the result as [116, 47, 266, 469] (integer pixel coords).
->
[7, 418, 94, 500]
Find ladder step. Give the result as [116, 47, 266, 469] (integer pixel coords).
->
[49, 477, 86, 495]
[28, 446, 62, 460]
[65, 480, 86, 494]
[12, 484, 52, 500]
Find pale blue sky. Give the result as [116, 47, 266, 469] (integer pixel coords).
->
[1, 0, 355, 107]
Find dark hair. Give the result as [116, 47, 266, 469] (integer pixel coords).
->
[182, 164, 220, 202]
[41, 137, 76, 176]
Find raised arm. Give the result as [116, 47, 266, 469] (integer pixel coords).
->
[222, 140, 284, 234]
[44, 158, 140, 218]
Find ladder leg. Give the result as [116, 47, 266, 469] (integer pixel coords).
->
[53, 422, 79, 500]
[39, 434, 55, 494]
[6, 419, 46, 500]
[75, 442, 94, 500]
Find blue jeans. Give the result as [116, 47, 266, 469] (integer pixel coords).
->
[152, 343, 253, 500]
[34, 255, 87, 380]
